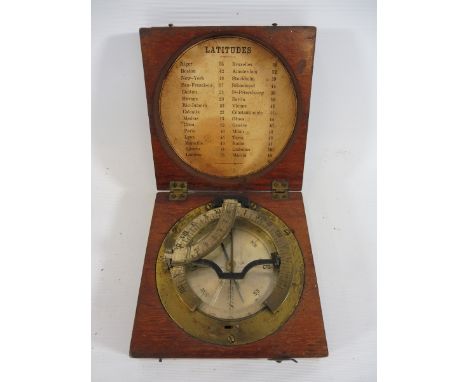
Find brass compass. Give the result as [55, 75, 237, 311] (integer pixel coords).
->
[157, 198, 304, 345]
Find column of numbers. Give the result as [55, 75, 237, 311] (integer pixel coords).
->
[268, 62, 278, 160]
[218, 61, 225, 157]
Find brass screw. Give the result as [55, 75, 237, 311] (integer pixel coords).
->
[227, 334, 235, 344]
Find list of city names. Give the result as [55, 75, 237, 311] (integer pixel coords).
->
[160, 37, 297, 178]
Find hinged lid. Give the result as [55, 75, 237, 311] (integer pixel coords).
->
[139, 26, 316, 191]
[272, 180, 289, 200]
[169, 181, 188, 201]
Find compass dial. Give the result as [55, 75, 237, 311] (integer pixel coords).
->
[156, 199, 305, 346]
[186, 223, 278, 320]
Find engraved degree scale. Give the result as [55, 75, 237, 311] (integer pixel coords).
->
[131, 26, 328, 358]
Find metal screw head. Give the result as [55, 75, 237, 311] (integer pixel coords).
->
[227, 334, 235, 344]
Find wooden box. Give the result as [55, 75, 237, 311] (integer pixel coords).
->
[130, 26, 328, 359]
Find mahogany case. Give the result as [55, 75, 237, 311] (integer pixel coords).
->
[130, 26, 328, 358]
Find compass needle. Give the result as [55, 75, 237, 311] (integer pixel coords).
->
[229, 230, 234, 310]
[210, 279, 226, 306]
[234, 280, 244, 303]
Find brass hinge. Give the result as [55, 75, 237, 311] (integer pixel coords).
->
[169, 181, 187, 201]
[272, 180, 289, 200]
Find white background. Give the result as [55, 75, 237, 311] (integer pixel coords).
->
[92, 0, 376, 381]
[2, 1, 468, 382]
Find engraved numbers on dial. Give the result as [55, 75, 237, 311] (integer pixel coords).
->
[156, 201, 305, 346]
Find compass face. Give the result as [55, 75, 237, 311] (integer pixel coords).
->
[185, 221, 278, 320]
[156, 199, 304, 346]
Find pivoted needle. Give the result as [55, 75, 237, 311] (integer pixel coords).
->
[221, 241, 229, 263]
[210, 279, 225, 306]
[221, 235, 244, 303]
[233, 279, 244, 303]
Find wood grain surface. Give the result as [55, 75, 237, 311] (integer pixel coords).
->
[130, 192, 328, 358]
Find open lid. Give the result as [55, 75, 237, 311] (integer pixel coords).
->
[139, 26, 316, 191]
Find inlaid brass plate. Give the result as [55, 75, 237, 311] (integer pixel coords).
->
[159, 36, 298, 178]
[156, 200, 304, 346]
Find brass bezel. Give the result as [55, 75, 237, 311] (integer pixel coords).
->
[155, 202, 305, 346]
